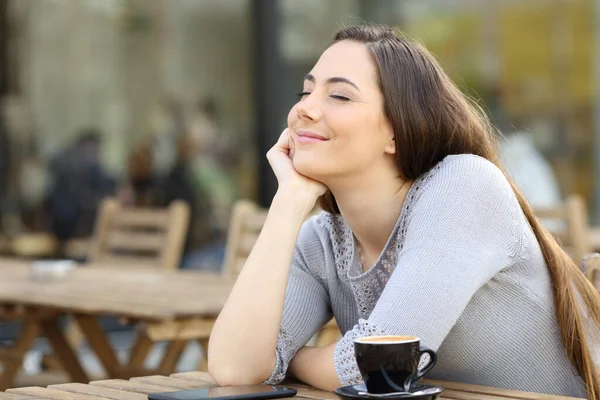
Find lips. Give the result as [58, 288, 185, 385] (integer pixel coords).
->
[296, 130, 328, 144]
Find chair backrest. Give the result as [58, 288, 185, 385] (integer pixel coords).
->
[221, 200, 268, 279]
[582, 254, 600, 292]
[533, 195, 590, 263]
[88, 197, 190, 270]
[221, 199, 320, 278]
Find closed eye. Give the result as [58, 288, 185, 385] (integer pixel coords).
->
[296, 91, 311, 99]
[331, 95, 350, 102]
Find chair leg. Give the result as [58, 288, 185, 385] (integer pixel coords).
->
[0, 318, 39, 391]
[38, 318, 89, 383]
[128, 331, 154, 369]
[41, 317, 84, 370]
[75, 314, 119, 378]
[197, 338, 210, 372]
[158, 340, 188, 375]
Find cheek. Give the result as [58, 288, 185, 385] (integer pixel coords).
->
[332, 112, 388, 166]
[287, 104, 299, 127]
[331, 109, 378, 148]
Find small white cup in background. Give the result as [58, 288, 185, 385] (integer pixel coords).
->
[30, 260, 77, 282]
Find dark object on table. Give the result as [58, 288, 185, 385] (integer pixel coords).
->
[148, 384, 297, 400]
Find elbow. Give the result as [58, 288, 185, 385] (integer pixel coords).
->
[209, 361, 271, 386]
[207, 334, 276, 385]
[208, 366, 237, 387]
[208, 355, 274, 386]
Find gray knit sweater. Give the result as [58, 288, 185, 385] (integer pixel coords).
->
[265, 154, 596, 398]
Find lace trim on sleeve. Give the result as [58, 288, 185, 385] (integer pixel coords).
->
[263, 328, 297, 384]
[334, 319, 386, 386]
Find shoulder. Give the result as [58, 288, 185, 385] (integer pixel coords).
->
[436, 154, 510, 188]
[293, 212, 338, 277]
[297, 212, 350, 245]
[295, 211, 357, 279]
[402, 154, 524, 258]
[296, 211, 333, 241]
[414, 154, 516, 206]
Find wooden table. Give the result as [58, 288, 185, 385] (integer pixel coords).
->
[0, 260, 234, 391]
[0, 371, 584, 399]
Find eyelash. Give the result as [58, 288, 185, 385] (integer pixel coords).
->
[295, 92, 350, 102]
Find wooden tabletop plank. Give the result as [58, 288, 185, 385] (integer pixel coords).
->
[423, 379, 584, 400]
[89, 379, 179, 395]
[7, 387, 108, 400]
[0, 391, 40, 400]
[49, 383, 147, 400]
[130, 375, 212, 389]
[291, 387, 340, 400]
[440, 389, 516, 400]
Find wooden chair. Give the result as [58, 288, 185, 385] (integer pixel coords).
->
[222, 199, 329, 278]
[87, 197, 190, 270]
[533, 195, 590, 264]
[221, 199, 269, 279]
[44, 198, 191, 373]
[582, 254, 600, 291]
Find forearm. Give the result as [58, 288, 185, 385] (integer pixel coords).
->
[209, 188, 314, 384]
[289, 344, 341, 392]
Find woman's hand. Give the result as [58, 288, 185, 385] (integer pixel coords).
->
[267, 128, 327, 203]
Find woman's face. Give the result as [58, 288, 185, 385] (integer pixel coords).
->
[288, 40, 396, 183]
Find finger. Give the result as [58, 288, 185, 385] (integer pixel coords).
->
[275, 128, 291, 148]
[267, 128, 292, 162]
[288, 133, 296, 160]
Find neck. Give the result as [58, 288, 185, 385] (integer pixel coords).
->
[326, 166, 412, 263]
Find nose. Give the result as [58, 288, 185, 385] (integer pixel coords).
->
[296, 94, 323, 123]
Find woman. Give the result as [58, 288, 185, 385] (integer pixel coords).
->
[208, 25, 600, 398]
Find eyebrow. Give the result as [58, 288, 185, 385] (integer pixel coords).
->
[304, 74, 360, 91]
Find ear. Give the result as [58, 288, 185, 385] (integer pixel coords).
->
[382, 120, 396, 155]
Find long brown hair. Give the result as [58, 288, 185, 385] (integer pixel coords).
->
[319, 25, 600, 399]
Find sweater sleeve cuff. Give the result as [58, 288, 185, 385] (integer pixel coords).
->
[334, 319, 386, 386]
[263, 329, 297, 385]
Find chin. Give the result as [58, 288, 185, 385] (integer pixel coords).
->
[292, 154, 327, 181]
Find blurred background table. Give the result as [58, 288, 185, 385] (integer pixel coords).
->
[0, 259, 234, 391]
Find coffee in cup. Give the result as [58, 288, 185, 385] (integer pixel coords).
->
[354, 335, 437, 394]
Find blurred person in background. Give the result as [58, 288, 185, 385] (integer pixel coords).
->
[0, 99, 10, 231]
[161, 132, 223, 271]
[499, 127, 563, 230]
[490, 100, 563, 230]
[118, 138, 161, 208]
[18, 140, 50, 232]
[489, 96, 562, 211]
[500, 129, 561, 209]
[149, 97, 186, 177]
[44, 128, 116, 248]
[188, 97, 238, 237]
